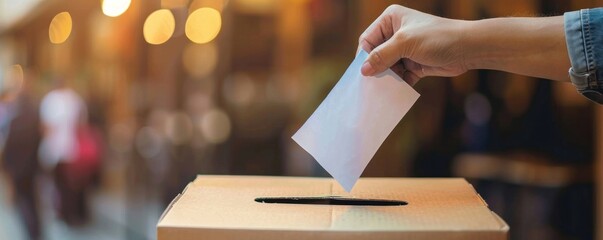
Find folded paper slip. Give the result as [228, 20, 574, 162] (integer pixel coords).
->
[293, 50, 420, 191]
[157, 175, 509, 240]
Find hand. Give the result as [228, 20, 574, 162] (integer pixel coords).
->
[358, 5, 570, 83]
[358, 5, 470, 85]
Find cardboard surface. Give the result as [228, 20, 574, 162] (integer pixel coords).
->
[157, 175, 509, 240]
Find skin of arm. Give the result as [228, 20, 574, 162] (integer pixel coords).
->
[359, 5, 570, 84]
[464, 16, 569, 81]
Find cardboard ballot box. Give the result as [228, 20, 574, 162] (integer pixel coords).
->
[157, 175, 508, 240]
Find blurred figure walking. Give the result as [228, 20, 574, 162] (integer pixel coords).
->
[1, 68, 42, 240]
[39, 78, 95, 226]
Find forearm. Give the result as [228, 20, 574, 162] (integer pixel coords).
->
[463, 16, 570, 81]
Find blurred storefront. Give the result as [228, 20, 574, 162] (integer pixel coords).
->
[0, 0, 602, 239]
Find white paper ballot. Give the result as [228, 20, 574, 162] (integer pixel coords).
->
[292, 50, 420, 192]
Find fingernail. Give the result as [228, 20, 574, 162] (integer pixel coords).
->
[361, 61, 375, 76]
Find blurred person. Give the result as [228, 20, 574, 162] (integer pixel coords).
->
[39, 78, 99, 226]
[358, 5, 602, 104]
[1, 70, 42, 240]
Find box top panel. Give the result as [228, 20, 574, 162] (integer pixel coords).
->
[158, 175, 508, 232]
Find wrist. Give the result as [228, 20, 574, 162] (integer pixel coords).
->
[461, 18, 510, 71]
[460, 16, 569, 80]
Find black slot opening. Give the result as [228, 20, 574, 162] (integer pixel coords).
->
[254, 196, 407, 206]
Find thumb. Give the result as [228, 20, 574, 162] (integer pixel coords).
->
[361, 35, 404, 76]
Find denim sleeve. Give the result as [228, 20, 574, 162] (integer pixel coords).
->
[564, 8, 603, 103]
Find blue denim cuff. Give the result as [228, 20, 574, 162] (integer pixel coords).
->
[564, 8, 603, 91]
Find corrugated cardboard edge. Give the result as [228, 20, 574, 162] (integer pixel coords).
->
[465, 181, 489, 207]
[157, 181, 193, 224]
[466, 180, 509, 232]
[157, 227, 507, 240]
[490, 211, 510, 232]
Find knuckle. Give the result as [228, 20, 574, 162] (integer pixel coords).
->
[386, 4, 402, 12]
[392, 33, 406, 56]
[358, 34, 366, 44]
[371, 50, 385, 67]
[393, 31, 405, 42]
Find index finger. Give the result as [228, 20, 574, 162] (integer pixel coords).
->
[357, 6, 397, 54]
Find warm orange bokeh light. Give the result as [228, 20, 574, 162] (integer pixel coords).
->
[199, 108, 231, 144]
[185, 7, 221, 44]
[143, 9, 175, 45]
[102, 0, 131, 17]
[49, 12, 72, 44]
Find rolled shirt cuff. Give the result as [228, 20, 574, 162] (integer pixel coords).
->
[564, 8, 603, 90]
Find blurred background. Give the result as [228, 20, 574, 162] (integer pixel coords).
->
[0, 0, 600, 239]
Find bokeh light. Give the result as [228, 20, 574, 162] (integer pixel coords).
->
[199, 108, 231, 144]
[165, 112, 194, 145]
[182, 42, 218, 78]
[49, 12, 72, 44]
[223, 73, 256, 106]
[135, 126, 164, 159]
[143, 9, 175, 45]
[102, 0, 131, 17]
[185, 7, 221, 44]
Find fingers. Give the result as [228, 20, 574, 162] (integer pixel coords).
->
[358, 9, 394, 53]
[392, 59, 423, 86]
[358, 5, 402, 56]
[391, 61, 406, 78]
[358, 5, 408, 76]
[402, 58, 425, 78]
[361, 33, 405, 76]
[403, 70, 421, 86]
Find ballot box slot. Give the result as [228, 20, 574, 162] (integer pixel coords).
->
[254, 196, 407, 206]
